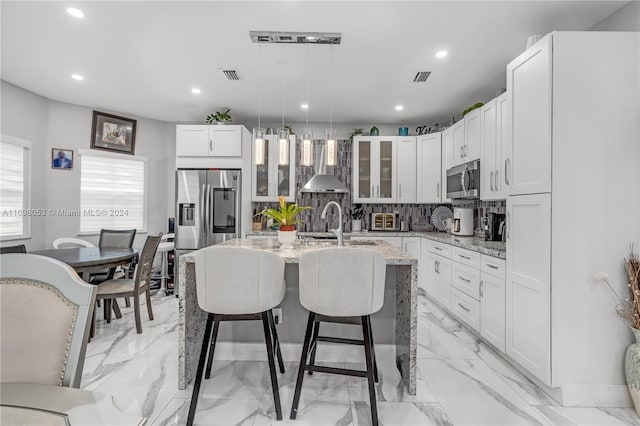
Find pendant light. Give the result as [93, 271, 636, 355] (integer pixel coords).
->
[301, 44, 314, 167]
[276, 45, 290, 166]
[325, 43, 337, 167]
[253, 43, 265, 165]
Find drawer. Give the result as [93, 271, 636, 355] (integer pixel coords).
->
[481, 254, 505, 278]
[451, 288, 480, 332]
[452, 262, 481, 300]
[452, 246, 481, 268]
[428, 240, 452, 258]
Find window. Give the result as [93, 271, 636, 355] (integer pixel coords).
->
[0, 136, 31, 240]
[80, 151, 146, 234]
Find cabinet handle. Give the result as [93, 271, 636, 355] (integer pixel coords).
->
[435, 260, 439, 274]
[505, 159, 510, 185]
[458, 276, 471, 283]
[457, 303, 471, 312]
[399, 184, 402, 199]
[436, 182, 440, 198]
[480, 280, 484, 297]
[458, 254, 471, 260]
[489, 171, 494, 191]
[460, 146, 463, 158]
[433, 246, 442, 251]
[487, 264, 499, 270]
[210, 139, 213, 152]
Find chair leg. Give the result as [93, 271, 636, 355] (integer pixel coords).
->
[369, 322, 379, 383]
[308, 320, 320, 375]
[133, 294, 142, 334]
[112, 299, 122, 319]
[90, 307, 96, 339]
[290, 312, 316, 420]
[105, 299, 112, 324]
[204, 320, 220, 379]
[268, 310, 285, 374]
[125, 297, 131, 308]
[103, 299, 109, 321]
[261, 311, 282, 421]
[187, 313, 214, 426]
[97, 299, 101, 308]
[145, 289, 154, 321]
[362, 315, 379, 426]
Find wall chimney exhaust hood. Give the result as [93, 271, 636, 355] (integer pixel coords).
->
[300, 143, 349, 194]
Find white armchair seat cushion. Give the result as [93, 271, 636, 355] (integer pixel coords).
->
[96, 279, 147, 296]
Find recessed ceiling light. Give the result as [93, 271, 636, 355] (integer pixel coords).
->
[435, 50, 448, 58]
[395, 105, 404, 111]
[301, 103, 309, 109]
[191, 88, 201, 94]
[67, 7, 84, 18]
[71, 74, 84, 81]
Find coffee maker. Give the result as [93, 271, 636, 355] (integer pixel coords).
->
[485, 212, 506, 242]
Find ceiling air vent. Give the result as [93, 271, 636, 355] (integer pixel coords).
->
[250, 31, 342, 45]
[413, 71, 431, 83]
[221, 70, 241, 81]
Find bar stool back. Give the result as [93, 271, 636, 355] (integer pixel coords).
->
[292, 248, 386, 426]
[187, 246, 286, 425]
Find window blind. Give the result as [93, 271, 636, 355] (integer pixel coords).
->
[0, 141, 27, 238]
[80, 154, 146, 233]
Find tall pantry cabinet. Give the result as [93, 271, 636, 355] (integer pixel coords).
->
[505, 31, 639, 405]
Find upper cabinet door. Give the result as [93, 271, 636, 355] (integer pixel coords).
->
[451, 120, 466, 167]
[209, 126, 242, 157]
[396, 137, 417, 203]
[480, 99, 498, 200]
[417, 133, 442, 203]
[353, 137, 373, 203]
[495, 92, 511, 198]
[176, 125, 210, 156]
[464, 108, 481, 161]
[507, 35, 552, 195]
[251, 135, 296, 202]
[377, 138, 396, 202]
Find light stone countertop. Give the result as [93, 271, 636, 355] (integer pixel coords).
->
[245, 230, 506, 259]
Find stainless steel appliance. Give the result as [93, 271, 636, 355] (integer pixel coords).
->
[452, 207, 474, 236]
[370, 212, 398, 231]
[175, 169, 241, 251]
[485, 212, 506, 242]
[446, 160, 480, 199]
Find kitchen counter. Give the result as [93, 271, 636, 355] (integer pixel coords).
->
[178, 238, 418, 395]
[245, 230, 506, 259]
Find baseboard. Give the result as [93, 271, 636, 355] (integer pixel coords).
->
[211, 342, 396, 364]
[561, 384, 632, 408]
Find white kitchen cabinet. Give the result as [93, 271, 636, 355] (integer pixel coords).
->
[416, 133, 442, 203]
[451, 288, 480, 332]
[353, 136, 397, 203]
[480, 255, 506, 352]
[506, 35, 552, 195]
[480, 99, 498, 199]
[403, 237, 421, 260]
[450, 120, 466, 167]
[396, 137, 417, 203]
[252, 135, 296, 202]
[441, 129, 453, 203]
[506, 193, 551, 384]
[426, 252, 452, 310]
[463, 108, 481, 161]
[176, 125, 243, 158]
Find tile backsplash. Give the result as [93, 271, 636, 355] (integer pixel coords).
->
[252, 139, 505, 232]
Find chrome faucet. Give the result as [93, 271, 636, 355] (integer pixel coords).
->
[321, 201, 344, 246]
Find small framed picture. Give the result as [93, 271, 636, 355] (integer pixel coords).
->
[51, 148, 74, 170]
[90, 110, 137, 155]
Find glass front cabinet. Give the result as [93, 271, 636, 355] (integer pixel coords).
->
[252, 135, 296, 202]
[352, 136, 397, 203]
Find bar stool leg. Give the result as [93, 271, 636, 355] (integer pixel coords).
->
[290, 312, 316, 420]
[262, 311, 282, 420]
[369, 323, 379, 383]
[362, 315, 379, 426]
[204, 320, 220, 379]
[307, 320, 320, 375]
[267, 310, 285, 374]
[187, 313, 214, 426]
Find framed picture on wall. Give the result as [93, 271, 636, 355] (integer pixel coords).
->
[90, 110, 137, 155]
[51, 148, 73, 170]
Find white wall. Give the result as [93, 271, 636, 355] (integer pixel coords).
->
[590, 1, 640, 31]
[1, 80, 174, 251]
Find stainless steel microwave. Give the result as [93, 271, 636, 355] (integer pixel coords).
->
[446, 160, 480, 199]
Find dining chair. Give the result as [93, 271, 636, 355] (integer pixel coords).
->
[92, 229, 137, 311]
[0, 244, 27, 254]
[291, 248, 386, 426]
[95, 235, 161, 334]
[52, 237, 95, 249]
[0, 254, 96, 388]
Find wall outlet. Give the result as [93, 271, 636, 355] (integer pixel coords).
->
[273, 308, 283, 324]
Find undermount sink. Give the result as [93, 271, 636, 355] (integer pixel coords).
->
[345, 240, 377, 246]
[302, 240, 337, 247]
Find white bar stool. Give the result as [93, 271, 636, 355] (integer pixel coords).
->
[187, 246, 286, 425]
[291, 248, 386, 426]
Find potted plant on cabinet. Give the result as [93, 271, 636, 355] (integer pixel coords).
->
[348, 204, 367, 232]
[206, 108, 232, 125]
[258, 196, 311, 249]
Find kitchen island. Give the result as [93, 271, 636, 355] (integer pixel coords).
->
[177, 238, 418, 395]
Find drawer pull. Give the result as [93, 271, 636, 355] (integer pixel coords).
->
[480, 280, 484, 297]
[457, 276, 471, 283]
[433, 246, 443, 251]
[487, 264, 499, 269]
[457, 303, 471, 312]
[458, 254, 471, 260]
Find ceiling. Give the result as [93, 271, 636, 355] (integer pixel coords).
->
[1, 1, 626, 125]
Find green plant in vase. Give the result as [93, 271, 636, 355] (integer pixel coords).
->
[258, 196, 311, 249]
[206, 108, 232, 124]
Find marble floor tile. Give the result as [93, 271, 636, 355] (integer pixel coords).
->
[352, 401, 452, 426]
[199, 360, 268, 400]
[416, 303, 480, 360]
[534, 405, 640, 426]
[152, 396, 259, 425]
[253, 396, 354, 426]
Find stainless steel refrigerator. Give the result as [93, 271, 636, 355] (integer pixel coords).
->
[174, 169, 241, 289]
